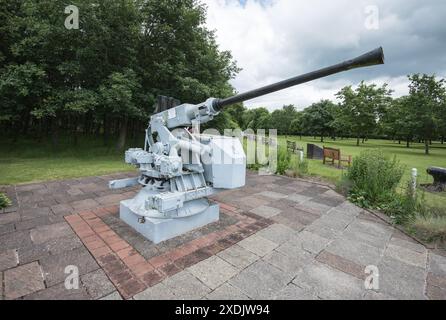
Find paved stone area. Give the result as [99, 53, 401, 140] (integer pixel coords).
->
[1, 171, 446, 300]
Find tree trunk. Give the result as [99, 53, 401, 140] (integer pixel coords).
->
[406, 137, 410, 148]
[356, 137, 360, 146]
[103, 115, 108, 146]
[116, 117, 128, 150]
[320, 135, 324, 143]
[424, 138, 429, 155]
[72, 117, 78, 146]
[51, 118, 59, 149]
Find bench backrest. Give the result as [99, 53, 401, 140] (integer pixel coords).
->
[323, 147, 340, 160]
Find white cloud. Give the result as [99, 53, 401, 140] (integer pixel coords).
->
[205, 0, 446, 110]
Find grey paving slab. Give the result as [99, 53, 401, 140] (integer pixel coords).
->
[0, 230, 33, 251]
[163, 270, 211, 300]
[217, 244, 260, 269]
[275, 237, 316, 261]
[342, 219, 393, 249]
[304, 224, 342, 241]
[377, 256, 426, 300]
[389, 236, 426, 254]
[4, 262, 46, 299]
[255, 191, 288, 200]
[298, 186, 329, 197]
[271, 212, 305, 231]
[292, 261, 365, 300]
[134, 283, 176, 300]
[237, 234, 278, 257]
[81, 269, 116, 300]
[30, 222, 74, 245]
[23, 281, 90, 300]
[335, 201, 363, 217]
[40, 247, 99, 287]
[292, 230, 332, 255]
[326, 237, 383, 267]
[273, 284, 318, 300]
[206, 283, 251, 300]
[312, 195, 345, 207]
[262, 250, 306, 277]
[298, 201, 332, 216]
[229, 260, 293, 299]
[0, 249, 18, 272]
[384, 244, 427, 269]
[249, 205, 281, 218]
[187, 256, 239, 290]
[0, 212, 20, 225]
[100, 291, 123, 300]
[0, 223, 15, 236]
[255, 223, 297, 245]
[2, 172, 442, 300]
[429, 253, 446, 276]
[286, 193, 312, 204]
[363, 290, 397, 300]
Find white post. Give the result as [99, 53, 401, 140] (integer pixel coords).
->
[411, 168, 417, 196]
[299, 150, 304, 162]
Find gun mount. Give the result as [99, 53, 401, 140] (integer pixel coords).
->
[110, 47, 385, 243]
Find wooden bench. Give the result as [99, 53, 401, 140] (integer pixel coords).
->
[323, 146, 352, 168]
[287, 140, 303, 153]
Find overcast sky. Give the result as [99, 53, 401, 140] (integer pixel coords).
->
[205, 0, 446, 110]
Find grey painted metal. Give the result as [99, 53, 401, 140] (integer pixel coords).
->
[111, 46, 385, 243]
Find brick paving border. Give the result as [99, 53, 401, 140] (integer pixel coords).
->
[65, 202, 273, 299]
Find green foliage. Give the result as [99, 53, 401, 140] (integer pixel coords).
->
[300, 100, 336, 141]
[0, 193, 12, 209]
[407, 74, 446, 154]
[0, 0, 238, 147]
[275, 147, 291, 175]
[379, 181, 422, 224]
[412, 208, 446, 243]
[269, 105, 298, 135]
[289, 156, 309, 178]
[336, 82, 393, 145]
[345, 149, 405, 207]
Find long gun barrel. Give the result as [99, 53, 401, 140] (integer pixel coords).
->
[212, 47, 384, 111]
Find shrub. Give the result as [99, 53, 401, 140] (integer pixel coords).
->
[0, 193, 12, 209]
[412, 214, 446, 243]
[379, 181, 424, 224]
[275, 147, 291, 175]
[410, 197, 446, 243]
[345, 149, 404, 207]
[289, 156, 309, 178]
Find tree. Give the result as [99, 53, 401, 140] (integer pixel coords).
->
[242, 107, 270, 131]
[268, 105, 298, 135]
[336, 82, 392, 146]
[0, 0, 239, 148]
[289, 113, 303, 137]
[300, 100, 336, 142]
[380, 96, 417, 148]
[407, 74, 446, 154]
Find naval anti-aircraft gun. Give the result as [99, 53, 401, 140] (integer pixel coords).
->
[110, 47, 385, 243]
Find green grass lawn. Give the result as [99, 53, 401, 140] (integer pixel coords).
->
[1, 135, 445, 210]
[278, 136, 446, 209]
[0, 136, 137, 185]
